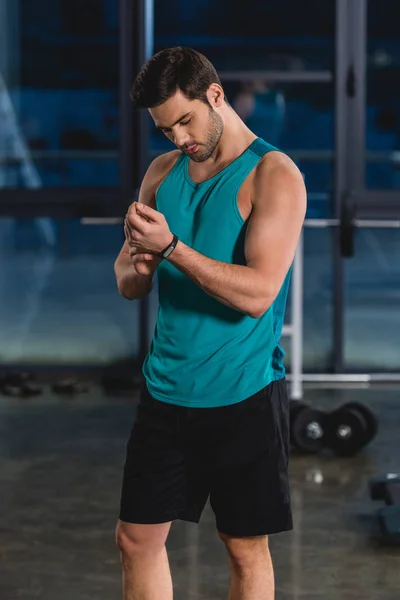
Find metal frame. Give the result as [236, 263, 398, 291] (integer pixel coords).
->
[332, 0, 351, 372]
[347, 0, 400, 216]
[219, 71, 332, 83]
[330, 0, 400, 372]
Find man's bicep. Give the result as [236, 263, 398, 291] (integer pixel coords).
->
[245, 159, 306, 294]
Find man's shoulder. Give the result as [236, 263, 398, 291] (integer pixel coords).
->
[140, 150, 182, 207]
[250, 149, 306, 213]
[254, 149, 304, 188]
[149, 150, 182, 179]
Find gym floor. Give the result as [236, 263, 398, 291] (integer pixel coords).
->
[1, 384, 399, 600]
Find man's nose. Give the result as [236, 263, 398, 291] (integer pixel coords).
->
[173, 129, 190, 148]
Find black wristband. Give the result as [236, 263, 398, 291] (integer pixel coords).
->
[158, 234, 178, 259]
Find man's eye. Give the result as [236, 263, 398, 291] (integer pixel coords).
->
[180, 119, 191, 126]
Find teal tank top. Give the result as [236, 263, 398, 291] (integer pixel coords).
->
[142, 138, 291, 408]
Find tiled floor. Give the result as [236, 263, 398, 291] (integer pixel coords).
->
[1, 384, 399, 599]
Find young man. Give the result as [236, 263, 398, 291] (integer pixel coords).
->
[114, 47, 306, 600]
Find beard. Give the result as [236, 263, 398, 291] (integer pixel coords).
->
[184, 108, 224, 163]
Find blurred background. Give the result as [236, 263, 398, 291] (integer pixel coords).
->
[1, 1, 400, 599]
[0, 0, 399, 376]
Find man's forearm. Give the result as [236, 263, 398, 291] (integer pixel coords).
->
[167, 241, 272, 318]
[114, 259, 154, 300]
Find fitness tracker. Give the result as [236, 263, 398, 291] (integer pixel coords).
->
[158, 234, 179, 259]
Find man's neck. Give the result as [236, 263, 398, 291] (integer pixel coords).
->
[204, 121, 257, 169]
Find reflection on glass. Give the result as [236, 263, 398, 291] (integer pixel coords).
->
[366, 0, 400, 189]
[345, 227, 400, 371]
[0, 218, 139, 365]
[0, 0, 119, 188]
[285, 227, 333, 372]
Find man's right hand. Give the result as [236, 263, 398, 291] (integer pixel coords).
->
[124, 215, 162, 276]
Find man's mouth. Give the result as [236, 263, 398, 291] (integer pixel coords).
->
[184, 144, 199, 154]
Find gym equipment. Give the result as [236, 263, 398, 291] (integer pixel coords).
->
[289, 400, 378, 456]
[324, 402, 378, 457]
[340, 402, 378, 445]
[0, 372, 42, 397]
[52, 378, 88, 395]
[369, 474, 400, 545]
[370, 474, 400, 503]
[290, 401, 328, 454]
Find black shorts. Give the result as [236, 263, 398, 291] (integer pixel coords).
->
[119, 379, 293, 537]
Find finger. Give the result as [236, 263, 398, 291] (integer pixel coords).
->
[130, 246, 158, 258]
[127, 202, 149, 223]
[132, 252, 156, 262]
[126, 211, 147, 236]
[124, 215, 135, 233]
[124, 219, 135, 239]
[135, 203, 160, 223]
[125, 224, 137, 247]
[124, 224, 132, 241]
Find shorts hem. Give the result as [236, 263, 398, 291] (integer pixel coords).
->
[216, 521, 293, 538]
[119, 509, 200, 525]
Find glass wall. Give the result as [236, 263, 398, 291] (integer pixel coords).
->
[344, 227, 400, 371]
[0, 0, 119, 188]
[366, 0, 400, 190]
[1, 0, 398, 374]
[0, 218, 139, 365]
[286, 227, 334, 372]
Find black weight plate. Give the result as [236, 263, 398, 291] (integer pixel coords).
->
[289, 401, 308, 420]
[291, 406, 327, 454]
[341, 402, 378, 445]
[325, 407, 368, 457]
[289, 402, 309, 438]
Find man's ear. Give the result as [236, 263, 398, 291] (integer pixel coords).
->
[207, 84, 225, 108]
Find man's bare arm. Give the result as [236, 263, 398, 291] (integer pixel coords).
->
[165, 153, 306, 317]
[114, 240, 156, 300]
[114, 151, 180, 300]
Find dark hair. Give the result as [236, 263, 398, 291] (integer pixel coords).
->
[130, 47, 227, 108]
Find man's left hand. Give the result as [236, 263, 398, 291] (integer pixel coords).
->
[125, 202, 174, 255]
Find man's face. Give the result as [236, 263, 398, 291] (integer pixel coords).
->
[149, 89, 224, 162]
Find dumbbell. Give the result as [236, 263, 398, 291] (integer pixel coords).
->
[52, 378, 89, 395]
[290, 401, 378, 457]
[369, 474, 400, 545]
[323, 402, 378, 457]
[289, 401, 328, 454]
[0, 372, 42, 397]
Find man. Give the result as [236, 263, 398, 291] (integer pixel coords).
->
[114, 47, 306, 600]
